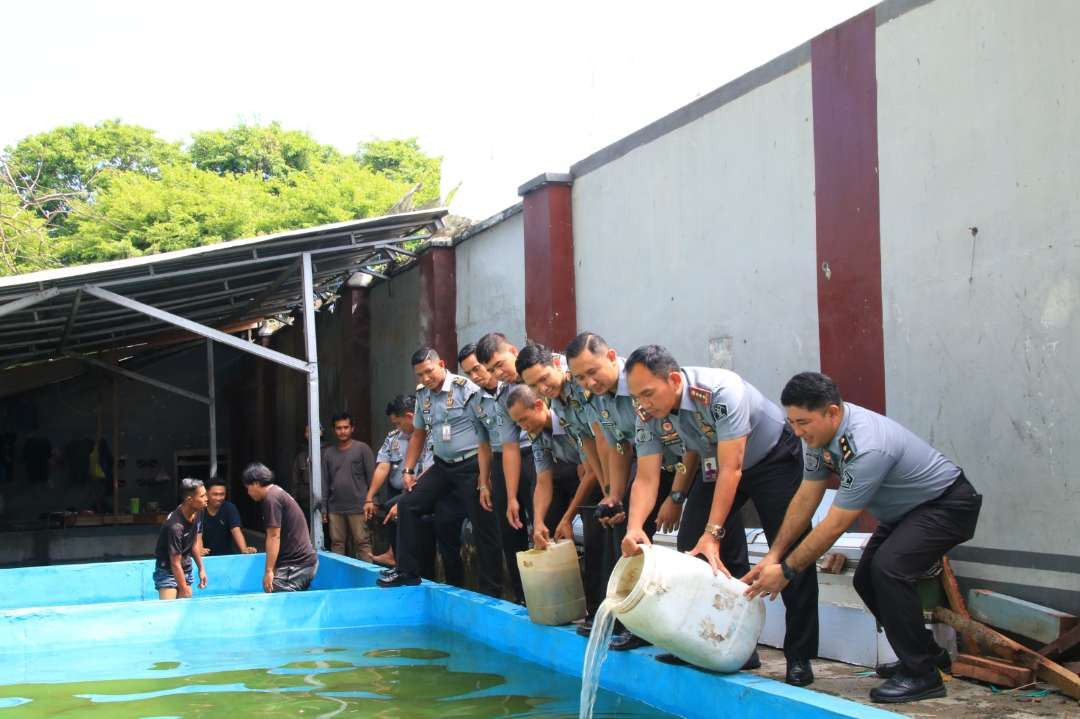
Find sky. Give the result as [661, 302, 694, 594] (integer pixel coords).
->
[3, 0, 877, 221]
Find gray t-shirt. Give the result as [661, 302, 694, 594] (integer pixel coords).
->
[376, 429, 433, 490]
[262, 484, 317, 568]
[803, 403, 961, 522]
[322, 441, 375, 514]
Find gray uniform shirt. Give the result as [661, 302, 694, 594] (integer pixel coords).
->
[589, 356, 638, 450]
[414, 372, 483, 461]
[635, 367, 785, 480]
[531, 410, 583, 474]
[376, 429, 433, 490]
[802, 402, 961, 522]
[548, 353, 596, 440]
[473, 382, 530, 452]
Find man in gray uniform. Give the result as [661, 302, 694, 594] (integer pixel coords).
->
[378, 347, 501, 593]
[459, 341, 528, 603]
[746, 372, 982, 704]
[624, 344, 819, 685]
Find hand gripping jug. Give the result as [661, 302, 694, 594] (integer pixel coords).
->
[516, 540, 587, 625]
[607, 544, 765, 672]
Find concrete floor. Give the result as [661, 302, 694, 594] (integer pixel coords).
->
[755, 647, 1079, 718]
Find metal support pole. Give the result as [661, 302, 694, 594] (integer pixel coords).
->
[301, 252, 324, 550]
[112, 377, 120, 516]
[207, 340, 218, 480]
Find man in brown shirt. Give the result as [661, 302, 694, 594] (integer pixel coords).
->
[242, 462, 318, 592]
[322, 412, 376, 562]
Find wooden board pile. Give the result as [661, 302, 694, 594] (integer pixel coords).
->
[932, 557, 1080, 703]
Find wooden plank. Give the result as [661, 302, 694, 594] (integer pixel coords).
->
[951, 653, 1034, 688]
[941, 556, 979, 654]
[933, 607, 1080, 700]
[1041, 624, 1080, 660]
[969, 589, 1078, 645]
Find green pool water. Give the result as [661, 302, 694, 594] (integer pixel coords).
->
[0, 625, 672, 718]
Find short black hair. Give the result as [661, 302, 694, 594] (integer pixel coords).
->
[331, 412, 353, 426]
[206, 476, 227, 490]
[456, 342, 477, 366]
[781, 372, 843, 411]
[241, 462, 274, 486]
[411, 346, 439, 366]
[506, 383, 542, 412]
[386, 394, 415, 417]
[515, 341, 554, 375]
[624, 344, 680, 378]
[475, 332, 511, 364]
[180, 477, 204, 500]
[565, 331, 609, 360]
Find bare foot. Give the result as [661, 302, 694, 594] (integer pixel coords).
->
[370, 551, 396, 567]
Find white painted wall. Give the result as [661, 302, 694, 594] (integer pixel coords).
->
[572, 64, 820, 401]
[368, 267, 423, 444]
[877, 0, 1080, 593]
[455, 211, 527, 347]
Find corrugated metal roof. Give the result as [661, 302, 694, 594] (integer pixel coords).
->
[0, 208, 446, 370]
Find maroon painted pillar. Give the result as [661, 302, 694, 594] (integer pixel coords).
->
[418, 241, 459, 371]
[811, 10, 886, 415]
[518, 173, 577, 350]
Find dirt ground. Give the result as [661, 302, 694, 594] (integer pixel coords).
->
[754, 647, 1079, 718]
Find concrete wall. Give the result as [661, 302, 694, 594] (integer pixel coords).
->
[572, 64, 821, 400]
[876, 0, 1080, 605]
[368, 266, 423, 445]
[455, 209, 526, 347]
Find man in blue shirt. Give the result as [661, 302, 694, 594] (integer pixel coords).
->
[199, 478, 257, 556]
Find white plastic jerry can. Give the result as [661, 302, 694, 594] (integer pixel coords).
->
[516, 540, 587, 626]
[607, 544, 765, 672]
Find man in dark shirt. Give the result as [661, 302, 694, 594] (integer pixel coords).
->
[322, 412, 376, 562]
[242, 462, 318, 592]
[199, 477, 257, 556]
[154, 478, 209, 600]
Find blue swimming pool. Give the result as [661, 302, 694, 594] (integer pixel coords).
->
[0, 553, 901, 718]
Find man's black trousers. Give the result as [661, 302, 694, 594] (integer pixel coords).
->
[490, 447, 535, 603]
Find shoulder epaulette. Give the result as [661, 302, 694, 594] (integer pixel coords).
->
[688, 385, 712, 405]
[452, 376, 467, 386]
[838, 433, 856, 462]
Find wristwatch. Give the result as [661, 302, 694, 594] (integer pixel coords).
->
[781, 560, 797, 581]
[704, 523, 725, 540]
[669, 490, 687, 505]
[402, 468, 415, 475]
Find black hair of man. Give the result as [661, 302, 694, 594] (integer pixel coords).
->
[456, 342, 477, 366]
[515, 341, 554, 376]
[411, 346, 439, 366]
[241, 462, 275, 486]
[780, 371, 844, 411]
[386, 394, 415, 417]
[331, 412, 353, 426]
[474, 332, 510, 364]
[206, 476, 227, 490]
[506, 383, 542, 412]
[624, 344, 680, 378]
[565, 331, 609, 360]
[180, 477, 204, 500]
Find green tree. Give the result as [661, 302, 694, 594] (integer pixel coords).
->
[0, 183, 57, 275]
[190, 122, 340, 179]
[356, 138, 442, 207]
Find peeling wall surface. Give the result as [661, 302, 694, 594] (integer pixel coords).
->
[877, 0, 1080, 604]
[368, 267, 423, 445]
[571, 64, 821, 401]
[455, 211, 526, 347]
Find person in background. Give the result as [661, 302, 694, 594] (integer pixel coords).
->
[199, 477, 257, 556]
[290, 425, 318, 520]
[153, 478, 209, 600]
[242, 462, 319, 592]
[322, 412, 376, 562]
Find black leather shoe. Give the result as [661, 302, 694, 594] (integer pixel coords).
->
[870, 669, 945, 703]
[785, 658, 814, 687]
[377, 571, 421, 588]
[575, 619, 593, 638]
[742, 650, 761, 671]
[875, 649, 950, 679]
[608, 631, 651, 651]
[378, 567, 397, 580]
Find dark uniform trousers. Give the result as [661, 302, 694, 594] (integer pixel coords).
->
[854, 474, 981, 675]
[396, 455, 503, 597]
[578, 483, 606, 618]
[679, 426, 820, 662]
[490, 447, 536, 603]
[385, 488, 465, 581]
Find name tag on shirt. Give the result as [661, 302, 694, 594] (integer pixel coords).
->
[441, 423, 452, 442]
[703, 456, 718, 483]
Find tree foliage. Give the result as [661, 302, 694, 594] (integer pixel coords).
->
[0, 121, 445, 274]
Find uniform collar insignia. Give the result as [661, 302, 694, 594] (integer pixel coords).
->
[636, 406, 650, 423]
[688, 385, 711, 405]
